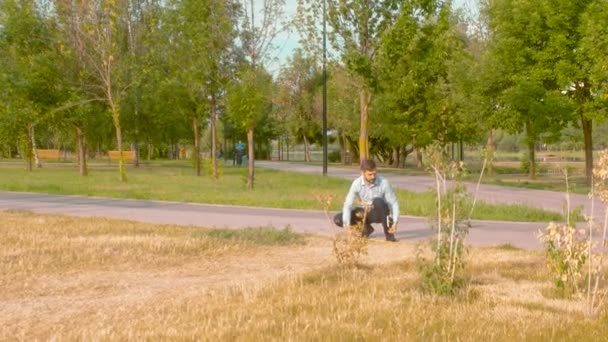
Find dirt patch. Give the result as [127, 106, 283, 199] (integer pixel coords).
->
[0, 235, 412, 339]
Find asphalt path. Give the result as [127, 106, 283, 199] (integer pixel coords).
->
[2, 161, 606, 250]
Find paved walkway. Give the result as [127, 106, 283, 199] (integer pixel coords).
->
[1, 161, 606, 250]
[256, 161, 602, 219]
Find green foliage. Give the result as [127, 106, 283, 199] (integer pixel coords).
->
[416, 260, 464, 295]
[226, 66, 274, 131]
[417, 143, 471, 295]
[374, 0, 476, 158]
[275, 50, 323, 154]
[0, 0, 62, 158]
[328, 150, 341, 163]
[205, 157, 222, 179]
[537, 217, 589, 296]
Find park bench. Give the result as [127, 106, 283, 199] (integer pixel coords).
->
[108, 150, 135, 162]
[537, 152, 559, 162]
[37, 149, 61, 160]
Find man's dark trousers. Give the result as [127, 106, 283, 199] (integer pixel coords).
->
[333, 198, 394, 239]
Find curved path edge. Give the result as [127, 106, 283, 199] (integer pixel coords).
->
[0, 191, 546, 250]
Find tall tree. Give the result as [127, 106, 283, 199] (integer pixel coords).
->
[276, 49, 322, 162]
[226, 65, 274, 177]
[544, 0, 604, 183]
[375, 1, 474, 166]
[55, 0, 133, 181]
[483, 0, 574, 179]
[0, 0, 61, 171]
[325, 63, 360, 164]
[579, 0, 608, 130]
[238, 0, 285, 189]
[298, 0, 402, 161]
[163, 0, 237, 178]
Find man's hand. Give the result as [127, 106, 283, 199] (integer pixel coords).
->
[388, 223, 397, 234]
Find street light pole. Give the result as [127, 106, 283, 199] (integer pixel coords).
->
[322, 0, 328, 176]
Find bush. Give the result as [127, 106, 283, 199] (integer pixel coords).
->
[328, 149, 341, 163]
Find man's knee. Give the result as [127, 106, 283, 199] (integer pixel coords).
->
[368, 198, 389, 223]
[333, 213, 343, 227]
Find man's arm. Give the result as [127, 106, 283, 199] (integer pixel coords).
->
[383, 179, 400, 232]
[342, 179, 359, 226]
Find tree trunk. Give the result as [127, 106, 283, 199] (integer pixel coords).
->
[486, 129, 495, 176]
[358, 85, 372, 161]
[211, 95, 218, 181]
[30, 124, 42, 168]
[581, 114, 593, 184]
[108, 95, 125, 181]
[338, 131, 345, 164]
[247, 127, 255, 190]
[193, 115, 200, 176]
[392, 147, 399, 168]
[23, 129, 33, 172]
[402, 145, 414, 168]
[147, 142, 153, 161]
[115, 123, 125, 181]
[415, 147, 423, 168]
[303, 134, 310, 162]
[132, 142, 140, 168]
[76, 127, 87, 176]
[525, 123, 536, 180]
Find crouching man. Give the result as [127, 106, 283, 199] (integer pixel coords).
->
[333, 159, 400, 241]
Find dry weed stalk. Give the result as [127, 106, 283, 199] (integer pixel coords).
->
[469, 148, 490, 220]
[590, 150, 608, 313]
[313, 191, 369, 266]
[418, 144, 471, 294]
[594, 149, 608, 247]
[537, 162, 608, 316]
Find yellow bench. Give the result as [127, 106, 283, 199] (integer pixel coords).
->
[37, 149, 61, 160]
[108, 150, 135, 162]
[538, 153, 559, 162]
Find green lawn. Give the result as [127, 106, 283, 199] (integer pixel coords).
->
[0, 159, 562, 222]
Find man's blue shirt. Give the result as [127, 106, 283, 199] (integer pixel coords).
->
[342, 175, 399, 225]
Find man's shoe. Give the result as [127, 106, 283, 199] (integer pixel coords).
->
[385, 234, 397, 242]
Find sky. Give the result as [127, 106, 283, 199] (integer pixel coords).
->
[266, 0, 479, 74]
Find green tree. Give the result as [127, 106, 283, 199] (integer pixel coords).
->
[539, 0, 598, 183]
[163, 0, 237, 178]
[55, 0, 134, 181]
[238, 0, 286, 189]
[375, 1, 473, 167]
[276, 49, 322, 162]
[580, 0, 608, 126]
[0, 0, 62, 171]
[326, 63, 359, 164]
[226, 65, 274, 183]
[483, 0, 575, 179]
[297, 0, 403, 161]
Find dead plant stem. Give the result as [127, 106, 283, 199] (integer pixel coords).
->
[448, 197, 456, 276]
[468, 156, 487, 220]
[434, 166, 443, 267]
[587, 177, 595, 307]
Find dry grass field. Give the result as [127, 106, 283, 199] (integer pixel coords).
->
[1, 210, 607, 341]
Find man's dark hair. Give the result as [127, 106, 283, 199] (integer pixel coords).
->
[360, 159, 376, 171]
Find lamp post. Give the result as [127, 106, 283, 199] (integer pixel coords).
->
[322, 0, 328, 176]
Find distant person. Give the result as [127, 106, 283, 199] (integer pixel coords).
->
[235, 141, 245, 166]
[333, 159, 400, 241]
